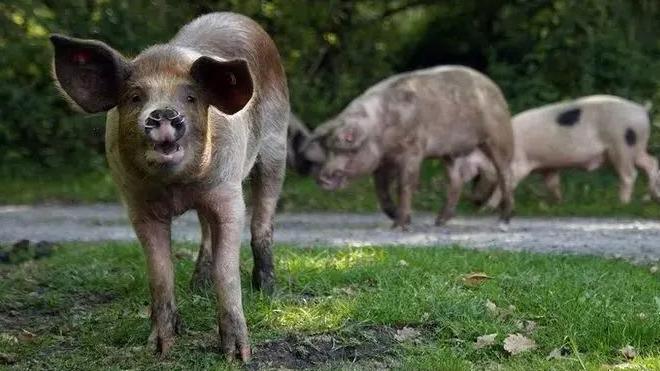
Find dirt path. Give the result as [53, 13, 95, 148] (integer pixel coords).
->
[1, 204, 658, 263]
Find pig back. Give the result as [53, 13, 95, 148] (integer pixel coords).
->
[384, 66, 511, 156]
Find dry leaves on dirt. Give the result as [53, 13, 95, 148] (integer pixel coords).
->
[484, 300, 516, 320]
[462, 272, 493, 287]
[503, 333, 536, 355]
[474, 333, 498, 349]
[515, 320, 538, 335]
[394, 327, 420, 342]
[619, 345, 637, 360]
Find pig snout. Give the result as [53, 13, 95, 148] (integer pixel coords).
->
[145, 108, 186, 145]
[144, 108, 186, 164]
[317, 169, 347, 190]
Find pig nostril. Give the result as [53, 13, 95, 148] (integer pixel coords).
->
[172, 117, 184, 130]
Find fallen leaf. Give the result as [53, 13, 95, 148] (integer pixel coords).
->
[546, 346, 570, 360]
[515, 320, 538, 335]
[394, 326, 420, 342]
[462, 272, 493, 287]
[17, 329, 36, 342]
[485, 300, 498, 315]
[650, 265, 658, 274]
[398, 259, 409, 267]
[484, 300, 516, 319]
[619, 345, 637, 360]
[474, 333, 498, 349]
[503, 333, 536, 355]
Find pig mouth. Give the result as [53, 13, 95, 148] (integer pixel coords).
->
[317, 175, 348, 191]
[146, 141, 185, 166]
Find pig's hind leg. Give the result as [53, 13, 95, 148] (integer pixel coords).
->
[480, 142, 515, 223]
[249, 146, 286, 294]
[542, 170, 563, 203]
[634, 151, 660, 202]
[435, 158, 463, 226]
[608, 147, 638, 204]
[190, 211, 214, 291]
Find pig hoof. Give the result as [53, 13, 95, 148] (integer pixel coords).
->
[391, 222, 411, 232]
[219, 320, 251, 363]
[251, 269, 275, 295]
[148, 311, 182, 356]
[434, 218, 448, 227]
[497, 222, 510, 232]
[383, 208, 399, 221]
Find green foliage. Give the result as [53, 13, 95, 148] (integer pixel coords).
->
[1, 0, 659, 175]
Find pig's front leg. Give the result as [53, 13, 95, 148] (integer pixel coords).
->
[201, 187, 251, 362]
[374, 165, 398, 220]
[392, 157, 422, 231]
[132, 215, 180, 355]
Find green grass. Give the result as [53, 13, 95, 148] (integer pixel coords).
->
[3, 163, 660, 218]
[1, 243, 659, 370]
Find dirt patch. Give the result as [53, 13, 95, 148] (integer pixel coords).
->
[0, 291, 116, 333]
[249, 326, 402, 370]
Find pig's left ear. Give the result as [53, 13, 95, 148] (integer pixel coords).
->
[190, 57, 254, 115]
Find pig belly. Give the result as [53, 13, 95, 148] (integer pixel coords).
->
[529, 150, 606, 172]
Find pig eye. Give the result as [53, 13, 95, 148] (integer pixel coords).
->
[130, 94, 142, 104]
[186, 95, 196, 104]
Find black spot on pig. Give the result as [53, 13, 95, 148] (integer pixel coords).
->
[556, 108, 581, 126]
[625, 128, 637, 146]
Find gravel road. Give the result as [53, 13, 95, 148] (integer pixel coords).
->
[1, 204, 658, 263]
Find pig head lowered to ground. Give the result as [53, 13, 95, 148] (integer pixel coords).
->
[303, 66, 515, 229]
[50, 13, 289, 361]
[473, 95, 660, 208]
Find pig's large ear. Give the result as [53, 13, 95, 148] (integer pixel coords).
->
[50, 34, 130, 113]
[190, 57, 254, 115]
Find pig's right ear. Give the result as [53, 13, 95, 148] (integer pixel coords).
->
[50, 34, 130, 113]
[190, 57, 254, 115]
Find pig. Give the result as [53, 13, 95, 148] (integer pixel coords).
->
[302, 66, 515, 229]
[50, 12, 289, 361]
[477, 95, 660, 208]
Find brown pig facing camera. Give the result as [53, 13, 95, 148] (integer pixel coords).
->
[50, 13, 289, 361]
[302, 66, 515, 230]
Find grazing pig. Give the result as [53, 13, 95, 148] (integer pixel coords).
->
[479, 95, 660, 208]
[303, 66, 515, 229]
[50, 12, 289, 361]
